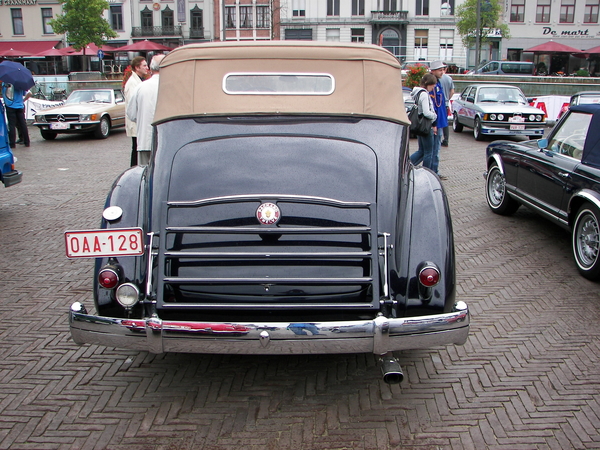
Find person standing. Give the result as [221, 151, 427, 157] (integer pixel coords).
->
[428, 61, 448, 179]
[439, 64, 455, 147]
[127, 54, 165, 166]
[1, 81, 31, 148]
[124, 56, 149, 166]
[409, 74, 438, 170]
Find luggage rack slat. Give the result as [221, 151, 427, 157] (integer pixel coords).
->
[165, 226, 371, 234]
[160, 302, 376, 310]
[164, 251, 372, 259]
[163, 277, 373, 284]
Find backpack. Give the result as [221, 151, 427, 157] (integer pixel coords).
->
[2, 83, 14, 103]
[408, 90, 433, 137]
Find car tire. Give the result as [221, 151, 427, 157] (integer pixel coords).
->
[94, 116, 110, 139]
[474, 117, 484, 141]
[485, 163, 520, 215]
[452, 112, 463, 132]
[572, 204, 600, 280]
[40, 130, 57, 140]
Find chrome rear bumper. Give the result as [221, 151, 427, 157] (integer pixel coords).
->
[69, 301, 469, 355]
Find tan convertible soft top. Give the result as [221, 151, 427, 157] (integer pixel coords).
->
[154, 41, 408, 125]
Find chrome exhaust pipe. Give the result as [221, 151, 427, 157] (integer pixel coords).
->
[380, 352, 404, 384]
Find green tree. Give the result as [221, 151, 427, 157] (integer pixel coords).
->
[455, 0, 510, 59]
[49, 0, 117, 69]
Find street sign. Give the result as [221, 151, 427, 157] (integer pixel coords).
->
[97, 50, 104, 60]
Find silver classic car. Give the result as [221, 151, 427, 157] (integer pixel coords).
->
[452, 84, 546, 141]
[33, 88, 126, 140]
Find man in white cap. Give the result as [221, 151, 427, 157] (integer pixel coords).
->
[428, 60, 448, 180]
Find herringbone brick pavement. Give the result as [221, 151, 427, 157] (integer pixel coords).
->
[0, 127, 598, 450]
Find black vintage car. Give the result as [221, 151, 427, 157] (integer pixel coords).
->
[66, 42, 469, 383]
[485, 104, 600, 280]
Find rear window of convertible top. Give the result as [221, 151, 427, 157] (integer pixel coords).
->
[223, 73, 335, 95]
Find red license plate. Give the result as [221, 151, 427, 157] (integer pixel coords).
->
[65, 228, 145, 258]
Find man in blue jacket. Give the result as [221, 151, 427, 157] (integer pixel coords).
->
[428, 61, 448, 179]
[1, 81, 31, 148]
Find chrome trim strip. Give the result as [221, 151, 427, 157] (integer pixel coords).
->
[168, 194, 370, 208]
[509, 191, 569, 228]
[380, 232, 390, 299]
[145, 232, 155, 299]
[69, 303, 469, 355]
[574, 190, 600, 213]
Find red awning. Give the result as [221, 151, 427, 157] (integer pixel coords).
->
[0, 40, 61, 55]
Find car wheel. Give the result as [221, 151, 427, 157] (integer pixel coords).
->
[474, 117, 484, 141]
[40, 130, 57, 140]
[94, 116, 110, 139]
[452, 112, 463, 132]
[485, 163, 520, 215]
[572, 204, 600, 280]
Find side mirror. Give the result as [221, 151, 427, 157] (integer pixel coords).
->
[537, 138, 548, 150]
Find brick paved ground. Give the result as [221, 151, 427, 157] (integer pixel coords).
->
[0, 125, 599, 450]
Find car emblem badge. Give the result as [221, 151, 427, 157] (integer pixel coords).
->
[256, 202, 280, 225]
[57, 114, 66, 122]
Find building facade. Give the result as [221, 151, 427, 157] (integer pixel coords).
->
[278, 0, 469, 68]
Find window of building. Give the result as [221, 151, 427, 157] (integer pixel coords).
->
[352, 0, 365, 15]
[414, 29, 428, 59]
[536, 0, 551, 22]
[351, 28, 365, 42]
[141, 7, 153, 32]
[162, 5, 174, 34]
[440, 29, 454, 60]
[256, 6, 270, 27]
[190, 6, 203, 38]
[110, 5, 123, 31]
[12, 8, 24, 35]
[416, 0, 430, 16]
[292, 0, 306, 16]
[584, 0, 599, 22]
[239, 6, 253, 28]
[560, 0, 575, 22]
[383, 0, 398, 10]
[42, 8, 54, 34]
[327, 0, 340, 16]
[225, 6, 236, 28]
[326, 28, 340, 41]
[510, 0, 525, 22]
[285, 28, 313, 40]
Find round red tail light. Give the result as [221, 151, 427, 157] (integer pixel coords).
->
[98, 268, 119, 289]
[419, 266, 440, 287]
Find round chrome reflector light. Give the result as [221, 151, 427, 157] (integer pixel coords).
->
[497, 114, 504, 121]
[98, 268, 119, 289]
[529, 114, 536, 122]
[419, 266, 440, 287]
[536, 115, 542, 121]
[490, 114, 496, 120]
[116, 283, 140, 308]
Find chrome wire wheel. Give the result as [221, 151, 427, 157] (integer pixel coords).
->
[485, 164, 519, 215]
[487, 167, 505, 208]
[573, 206, 600, 278]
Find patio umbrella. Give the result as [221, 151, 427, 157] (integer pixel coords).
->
[0, 48, 33, 57]
[63, 43, 118, 56]
[582, 45, 600, 54]
[34, 47, 70, 57]
[0, 60, 35, 90]
[525, 40, 582, 53]
[113, 40, 171, 52]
